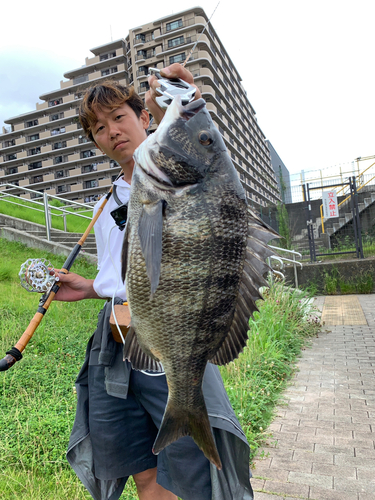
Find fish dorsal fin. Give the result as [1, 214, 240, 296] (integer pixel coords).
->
[210, 212, 279, 366]
[123, 327, 164, 372]
[138, 200, 164, 296]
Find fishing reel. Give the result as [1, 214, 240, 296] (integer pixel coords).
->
[19, 258, 58, 293]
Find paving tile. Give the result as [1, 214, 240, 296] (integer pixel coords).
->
[250, 478, 265, 490]
[314, 443, 355, 456]
[272, 457, 313, 473]
[263, 479, 309, 497]
[288, 471, 333, 489]
[312, 463, 357, 479]
[253, 493, 284, 500]
[334, 454, 375, 469]
[252, 295, 375, 500]
[334, 477, 374, 494]
[309, 486, 356, 500]
[252, 467, 289, 483]
[354, 447, 375, 458]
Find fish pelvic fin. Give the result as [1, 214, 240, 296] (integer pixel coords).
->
[123, 328, 164, 372]
[153, 398, 222, 470]
[138, 200, 164, 296]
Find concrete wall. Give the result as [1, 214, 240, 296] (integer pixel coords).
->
[1, 226, 97, 265]
[283, 257, 375, 293]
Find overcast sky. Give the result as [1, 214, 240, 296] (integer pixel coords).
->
[1, 0, 374, 176]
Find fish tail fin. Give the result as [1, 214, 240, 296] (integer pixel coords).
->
[153, 399, 222, 470]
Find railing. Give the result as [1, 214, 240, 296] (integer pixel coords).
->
[320, 160, 375, 233]
[268, 245, 303, 289]
[0, 183, 93, 239]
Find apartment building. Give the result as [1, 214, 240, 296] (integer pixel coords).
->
[0, 7, 281, 208]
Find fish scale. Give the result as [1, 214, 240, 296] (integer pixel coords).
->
[121, 96, 279, 469]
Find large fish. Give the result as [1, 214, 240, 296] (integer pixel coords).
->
[121, 96, 278, 470]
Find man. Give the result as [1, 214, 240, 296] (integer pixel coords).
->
[55, 65, 254, 500]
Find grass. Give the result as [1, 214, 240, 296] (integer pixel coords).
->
[0, 197, 93, 234]
[0, 238, 321, 499]
[321, 266, 374, 295]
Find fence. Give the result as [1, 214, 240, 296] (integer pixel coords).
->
[283, 156, 375, 204]
[0, 183, 94, 240]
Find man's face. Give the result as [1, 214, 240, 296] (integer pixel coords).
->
[91, 103, 149, 168]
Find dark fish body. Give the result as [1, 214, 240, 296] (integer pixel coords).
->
[122, 97, 277, 469]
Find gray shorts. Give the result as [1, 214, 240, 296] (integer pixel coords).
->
[88, 362, 212, 500]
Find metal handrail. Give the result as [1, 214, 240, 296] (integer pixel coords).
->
[320, 161, 375, 233]
[268, 245, 303, 289]
[0, 183, 93, 237]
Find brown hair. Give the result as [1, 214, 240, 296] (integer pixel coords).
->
[79, 80, 145, 142]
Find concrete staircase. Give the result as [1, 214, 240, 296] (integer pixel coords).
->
[324, 192, 375, 237]
[291, 190, 375, 254]
[0, 213, 97, 262]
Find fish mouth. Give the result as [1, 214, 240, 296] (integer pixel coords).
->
[137, 162, 174, 189]
[179, 98, 206, 120]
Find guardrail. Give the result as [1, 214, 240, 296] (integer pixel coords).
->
[268, 245, 303, 288]
[0, 183, 94, 240]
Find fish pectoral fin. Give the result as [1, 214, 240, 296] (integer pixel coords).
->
[138, 200, 164, 296]
[123, 328, 164, 372]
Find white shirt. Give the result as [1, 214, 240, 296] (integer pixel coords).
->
[92, 177, 130, 300]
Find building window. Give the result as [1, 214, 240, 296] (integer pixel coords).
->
[168, 36, 184, 48]
[73, 74, 89, 85]
[28, 161, 42, 170]
[32, 175, 43, 184]
[7, 167, 18, 175]
[137, 66, 148, 76]
[57, 185, 68, 193]
[50, 113, 63, 121]
[29, 146, 41, 156]
[82, 164, 97, 173]
[53, 141, 66, 150]
[27, 133, 39, 142]
[51, 127, 65, 136]
[166, 19, 182, 31]
[54, 156, 63, 164]
[56, 170, 65, 178]
[169, 53, 185, 65]
[6, 153, 17, 161]
[135, 33, 145, 42]
[84, 179, 99, 189]
[3, 139, 15, 147]
[139, 81, 150, 92]
[101, 67, 118, 77]
[26, 119, 38, 128]
[49, 98, 63, 107]
[100, 51, 116, 61]
[81, 150, 96, 159]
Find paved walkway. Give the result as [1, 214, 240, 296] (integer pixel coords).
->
[252, 294, 375, 500]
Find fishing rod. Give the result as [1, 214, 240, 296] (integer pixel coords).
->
[0, 186, 114, 372]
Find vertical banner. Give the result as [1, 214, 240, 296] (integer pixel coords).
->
[322, 190, 339, 218]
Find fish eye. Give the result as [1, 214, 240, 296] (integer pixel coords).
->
[198, 131, 213, 146]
